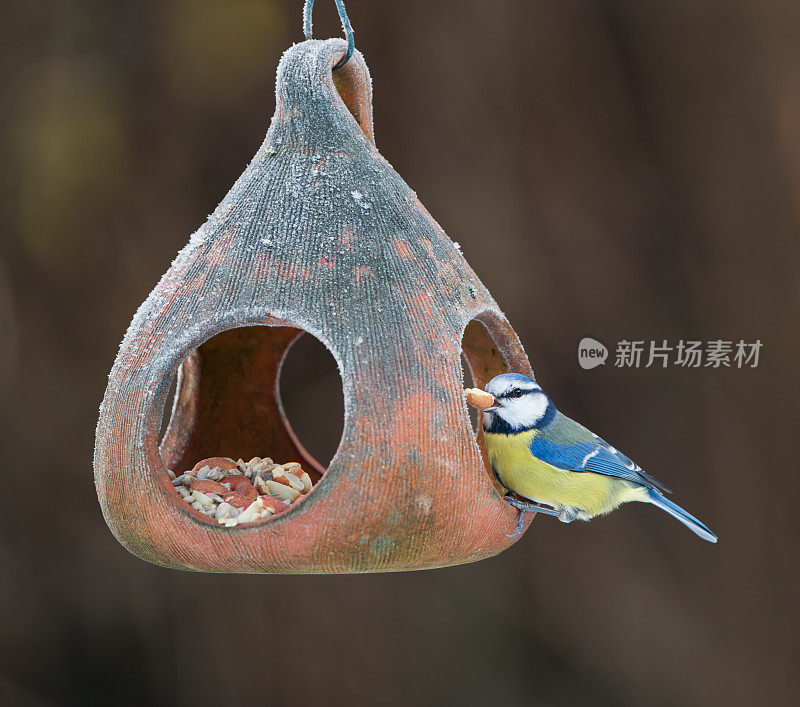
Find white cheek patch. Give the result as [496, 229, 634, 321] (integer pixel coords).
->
[499, 393, 548, 429]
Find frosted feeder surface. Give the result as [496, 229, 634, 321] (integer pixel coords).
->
[93, 39, 534, 573]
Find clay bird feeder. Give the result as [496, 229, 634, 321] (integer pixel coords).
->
[94, 39, 534, 573]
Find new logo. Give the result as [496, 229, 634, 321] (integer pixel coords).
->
[578, 337, 608, 369]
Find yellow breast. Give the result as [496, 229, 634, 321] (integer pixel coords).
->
[484, 429, 644, 517]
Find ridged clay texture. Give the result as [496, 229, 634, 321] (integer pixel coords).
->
[94, 39, 535, 573]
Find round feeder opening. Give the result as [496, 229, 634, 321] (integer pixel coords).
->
[158, 324, 344, 527]
[279, 332, 345, 468]
[461, 312, 531, 495]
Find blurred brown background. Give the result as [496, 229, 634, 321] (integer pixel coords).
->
[2, 0, 799, 705]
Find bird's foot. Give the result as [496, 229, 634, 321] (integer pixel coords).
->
[557, 506, 581, 524]
[503, 496, 560, 538]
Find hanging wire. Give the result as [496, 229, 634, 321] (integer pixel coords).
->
[302, 0, 355, 69]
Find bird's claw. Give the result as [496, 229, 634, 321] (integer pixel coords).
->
[504, 508, 526, 539]
[503, 495, 560, 538]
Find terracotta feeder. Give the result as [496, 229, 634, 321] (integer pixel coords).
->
[93, 38, 534, 573]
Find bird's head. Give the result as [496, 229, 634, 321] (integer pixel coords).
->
[483, 373, 553, 432]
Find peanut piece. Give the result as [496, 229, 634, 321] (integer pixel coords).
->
[272, 468, 305, 492]
[237, 499, 263, 524]
[192, 457, 237, 473]
[258, 495, 290, 514]
[189, 490, 214, 506]
[298, 472, 313, 493]
[464, 387, 495, 411]
[189, 479, 229, 496]
[263, 480, 301, 503]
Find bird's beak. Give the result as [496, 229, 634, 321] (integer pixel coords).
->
[483, 405, 500, 412]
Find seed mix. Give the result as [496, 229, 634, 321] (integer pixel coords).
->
[169, 456, 313, 527]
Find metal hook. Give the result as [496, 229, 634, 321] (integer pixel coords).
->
[303, 0, 355, 70]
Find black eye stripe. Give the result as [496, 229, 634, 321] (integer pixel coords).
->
[493, 385, 540, 399]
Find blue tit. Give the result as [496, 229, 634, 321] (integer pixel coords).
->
[481, 373, 717, 542]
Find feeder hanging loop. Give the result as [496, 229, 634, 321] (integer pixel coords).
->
[303, 0, 355, 69]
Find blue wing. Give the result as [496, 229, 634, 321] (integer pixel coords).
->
[529, 413, 671, 493]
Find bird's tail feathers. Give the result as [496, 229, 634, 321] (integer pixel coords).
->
[646, 490, 717, 543]
[640, 469, 672, 495]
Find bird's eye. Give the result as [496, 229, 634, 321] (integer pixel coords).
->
[509, 389, 523, 398]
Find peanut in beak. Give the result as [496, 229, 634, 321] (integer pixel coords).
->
[464, 388, 496, 411]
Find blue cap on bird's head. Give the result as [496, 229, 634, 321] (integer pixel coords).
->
[483, 373, 554, 432]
